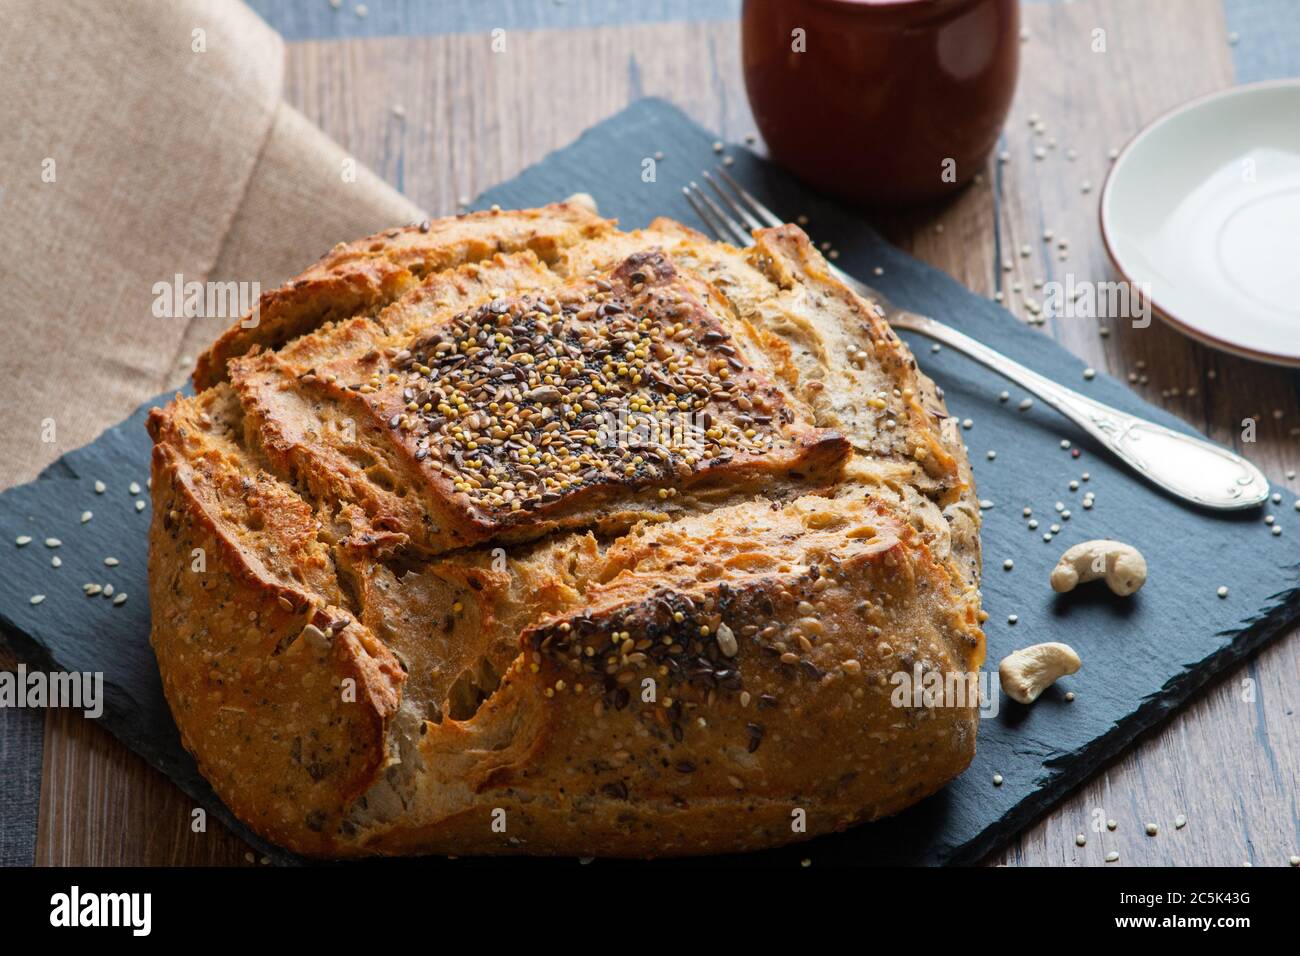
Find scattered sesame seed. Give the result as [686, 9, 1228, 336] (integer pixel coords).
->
[1217, 586, 1229, 598]
[135, 500, 146, 512]
[961, 418, 973, 430]
[998, 391, 1009, 403]
[103, 584, 114, 597]
[1043, 533, 1052, 542]
[979, 499, 995, 510]
[1065, 691, 1075, 702]
[1145, 823, 1158, 836]
[931, 343, 941, 353]
[104, 557, 120, 567]
[1003, 559, 1014, 571]
[1271, 492, 1281, 504]
[1290, 856, 1299, 867]
[987, 450, 997, 460]
[1175, 814, 1187, 829]
[1272, 526, 1282, 536]
[80, 511, 93, 523]
[1105, 851, 1119, 863]
[1069, 480, 1079, 491]
[1007, 614, 1018, 625]
[1083, 368, 1096, 380]
[354, 3, 368, 17]
[1023, 507, 1032, 517]
[51, 556, 61, 568]
[16, 535, 31, 546]
[993, 773, 1004, 785]
[712, 141, 724, 153]
[45, 538, 61, 548]
[113, 593, 128, 606]
[1060, 440, 1071, 450]
[1018, 398, 1033, 411]
[84, 584, 102, 596]
[94, 480, 106, 494]
[1076, 833, 1087, 847]
[1028, 519, 1039, 529]
[1107, 819, 1117, 831]
[129, 482, 141, 495]
[1108, 147, 1120, 161]
[30, 595, 45, 605]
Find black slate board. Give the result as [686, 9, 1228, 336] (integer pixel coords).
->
[2, 98, 1297, 866]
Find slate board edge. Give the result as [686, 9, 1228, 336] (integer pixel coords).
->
[0, 594, 302, 868]
[948, 587, 1300, 865]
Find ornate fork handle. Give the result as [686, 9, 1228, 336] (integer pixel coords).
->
[885, 308, 1269, 510]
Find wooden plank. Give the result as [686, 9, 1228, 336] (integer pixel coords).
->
[35, 709, 252, 866]
[36, 7, 1297, 865]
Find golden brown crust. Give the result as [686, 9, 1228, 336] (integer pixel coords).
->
[149, 206, 983, 858]
[193, 203, 613, 390]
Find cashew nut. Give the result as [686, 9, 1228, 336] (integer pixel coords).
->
[1050, 539, 1147, 596]
[564, 192, 599, 215]
[999, 642, 1081, 704]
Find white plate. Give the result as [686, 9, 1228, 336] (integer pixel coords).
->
[1100, 80, 1300, 367]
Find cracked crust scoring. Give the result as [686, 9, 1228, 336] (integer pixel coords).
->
[148, 202, 984, 857]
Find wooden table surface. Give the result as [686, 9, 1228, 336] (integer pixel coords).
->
[17, 0, 1300, 866]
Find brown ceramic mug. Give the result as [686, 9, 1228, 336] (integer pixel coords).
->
[742, 0, 1020, 207]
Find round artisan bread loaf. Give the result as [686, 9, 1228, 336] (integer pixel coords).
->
[147, 202, 984, 857]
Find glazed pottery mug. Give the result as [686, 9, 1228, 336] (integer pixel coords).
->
[742, 0, 1020, 207]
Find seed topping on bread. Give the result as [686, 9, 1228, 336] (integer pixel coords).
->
[350, 249, 842, 519]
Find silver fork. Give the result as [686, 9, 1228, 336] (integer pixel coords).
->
[683, 168, 1269, 511]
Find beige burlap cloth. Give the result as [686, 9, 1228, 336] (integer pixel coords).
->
[0, 0, 424, 489]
